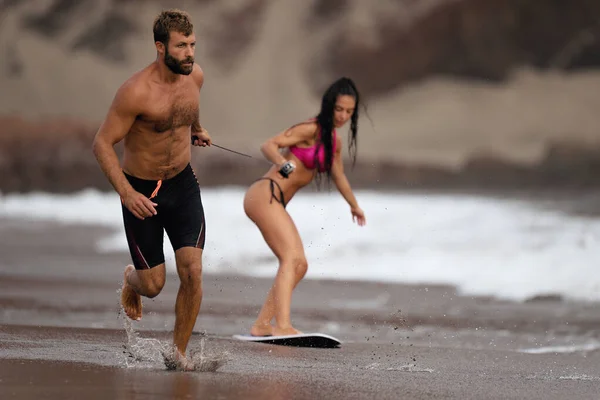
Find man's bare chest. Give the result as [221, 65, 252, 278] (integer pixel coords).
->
[138, 86, 199, 133]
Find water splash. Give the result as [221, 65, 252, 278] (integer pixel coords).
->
[121, 315, 170, 369]
[119, 310, 231, 372]
[189, 336, 232, 372]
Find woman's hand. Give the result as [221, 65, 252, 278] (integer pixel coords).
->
[351, 207, 366, 226]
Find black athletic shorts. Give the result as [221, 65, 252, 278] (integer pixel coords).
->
[121, 163, 206, 270]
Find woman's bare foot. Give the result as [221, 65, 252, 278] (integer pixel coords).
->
[163, 348, 196, 372]
[250, 323, 273, 337]
[121, 265, 142, 321]
[272, 326, 302, 336]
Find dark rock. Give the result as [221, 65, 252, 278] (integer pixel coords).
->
[318, 0, 600, 98]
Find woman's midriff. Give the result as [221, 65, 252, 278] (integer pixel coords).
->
[243, 151, 315, 214]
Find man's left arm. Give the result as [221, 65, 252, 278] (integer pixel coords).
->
[192, 118, 202, 134]
[191, 64, 211, 145]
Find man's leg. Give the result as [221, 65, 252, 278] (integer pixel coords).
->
[160, 165, 206, 370]
[121, 263, 166, 320]
[173, 247, 203, 356]
[121, 198, 166, 320]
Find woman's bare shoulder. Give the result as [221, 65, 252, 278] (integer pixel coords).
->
[287, 120, 318, 139]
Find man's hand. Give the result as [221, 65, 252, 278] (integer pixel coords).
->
[351, 207, 366, 226]
[122, 190, 158, 220]
[192, 127, 212, 147]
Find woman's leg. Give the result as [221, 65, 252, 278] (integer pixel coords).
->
[244, 181, 308, 336]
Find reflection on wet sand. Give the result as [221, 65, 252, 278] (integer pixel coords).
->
[114, 368, 296, 400]
[0, 358, 299, 400]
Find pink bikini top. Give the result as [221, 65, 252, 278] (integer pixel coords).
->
[289, 120, 337, 172]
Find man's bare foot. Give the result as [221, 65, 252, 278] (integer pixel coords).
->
[121, 265, 142, 320]
[272, 326, 302, 336]
[163, 348, 196, 372]
[250, 323, 273, 337]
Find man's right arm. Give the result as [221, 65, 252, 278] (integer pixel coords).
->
[93, 83, 158, 220]
[92, 83, 140, 199]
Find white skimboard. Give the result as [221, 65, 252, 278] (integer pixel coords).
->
[232, 332, 341, 348]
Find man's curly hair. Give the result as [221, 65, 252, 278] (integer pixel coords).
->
[153, 9, 194, 45]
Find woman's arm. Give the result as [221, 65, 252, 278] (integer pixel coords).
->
[331, 138, 366, 226]
[260, 122, 316, 166]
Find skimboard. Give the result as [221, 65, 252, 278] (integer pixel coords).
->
[232, 332, 341, 348]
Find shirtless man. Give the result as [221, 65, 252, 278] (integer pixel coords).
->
[92, 9, 211, 371]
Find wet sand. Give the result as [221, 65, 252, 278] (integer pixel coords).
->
[2, 217, 600, 399]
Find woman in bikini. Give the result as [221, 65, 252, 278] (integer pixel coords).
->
[243, 77, 367, 337]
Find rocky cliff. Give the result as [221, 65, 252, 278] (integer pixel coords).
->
[1, 0, 599, 193]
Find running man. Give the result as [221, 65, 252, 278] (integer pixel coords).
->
[92, 9, 211, 371]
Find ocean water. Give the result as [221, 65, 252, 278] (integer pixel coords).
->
[1, 187, 599, 302]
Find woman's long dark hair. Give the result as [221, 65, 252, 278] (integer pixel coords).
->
[313, 77, 360, 189]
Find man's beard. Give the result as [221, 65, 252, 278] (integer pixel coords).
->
[164, 48, 194, 75]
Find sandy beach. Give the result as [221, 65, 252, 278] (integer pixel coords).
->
[1, 204, 600, 400]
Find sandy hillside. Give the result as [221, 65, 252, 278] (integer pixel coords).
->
[0, 0, 599, 170]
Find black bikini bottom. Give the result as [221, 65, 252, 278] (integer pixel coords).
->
[254, 177, 286, 208]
